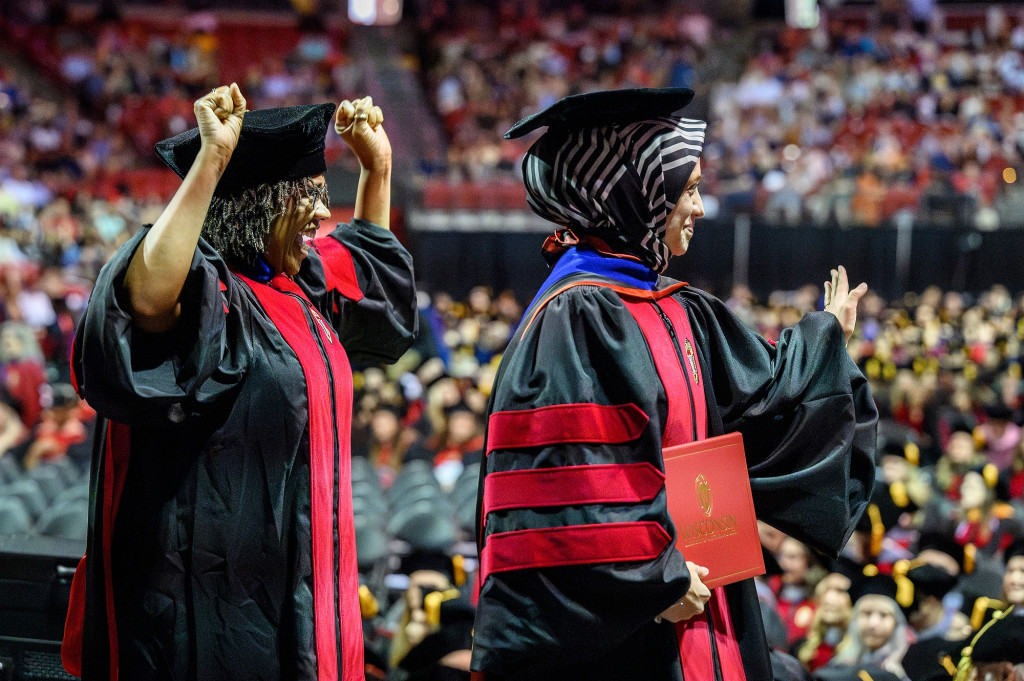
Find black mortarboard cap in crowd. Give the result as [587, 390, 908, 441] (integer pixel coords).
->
[504, 87, 695, 139]
[442, 400, 479, 419]
[849, 567, 899, 605]
[878, 438, 921, 467]
[398, 550, 456, 582]
[155, 103, 336, 197]
[906, 563, 959, 602]
[967, 607, 1024, 665]
[858, 481, 914, 555]
[958, 591, 1006, 631]
[1004, 536, 1024, 564]
[902, 636, 965, 681]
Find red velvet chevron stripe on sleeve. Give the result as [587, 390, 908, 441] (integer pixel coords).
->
[480, 522, 671, 578]
[486, 402, 648, 454]
[482, 462, 664, 516]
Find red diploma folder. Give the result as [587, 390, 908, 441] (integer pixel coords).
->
[662, 431, 765, 589]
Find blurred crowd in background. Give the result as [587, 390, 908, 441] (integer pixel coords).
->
[2, 1, 1024, 680]
[416, 0, 1024, 228]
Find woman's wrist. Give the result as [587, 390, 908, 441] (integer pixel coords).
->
[195, 143, 233, 177]
[359, 156, 392, 178]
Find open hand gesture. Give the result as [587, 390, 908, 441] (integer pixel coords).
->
[823, 265, 868, 343]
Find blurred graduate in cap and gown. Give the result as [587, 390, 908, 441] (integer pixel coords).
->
[470, 88, 878, 681]
[952, 606, 1024, 681]
[62, 84, 416, 681]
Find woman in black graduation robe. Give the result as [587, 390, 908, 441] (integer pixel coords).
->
[471, 88, 877, 681]
[63, 87, 416, 681]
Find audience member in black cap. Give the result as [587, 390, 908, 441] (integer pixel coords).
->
[62, 83, 417, 681]
[952, 606, 1024, 681]
[902, 562, 961, 640]
[878, 440, 931, 516]
[356, 402, 420, 488]
[430, 400, 484, 492]
[872, 478, 923, 569]
[829, 571, 913, 678]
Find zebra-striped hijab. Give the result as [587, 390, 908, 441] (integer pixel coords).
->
[523, 116, 706, 273]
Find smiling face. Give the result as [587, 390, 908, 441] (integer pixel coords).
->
[664, 159, 704, 257]
[265, 175, 331, 276]
[1004, 556, 1024, 606]
[855, 595, 898, 651]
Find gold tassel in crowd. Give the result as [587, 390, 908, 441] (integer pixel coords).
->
[868, 504, 884, 558]
[890, 559, 916, 609]
[424, 588, 461, 627]
[954, 605, 1014, 681]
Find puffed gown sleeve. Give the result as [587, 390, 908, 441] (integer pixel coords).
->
[72, 225, 250, 425]
[297, 218, 417, 364]
[679, 288, 877, 557]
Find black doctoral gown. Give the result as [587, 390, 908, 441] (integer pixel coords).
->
[471, 251, 877, 681]
[63, 219, 416, 681]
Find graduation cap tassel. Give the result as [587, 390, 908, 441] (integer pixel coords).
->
[891, 559, 916, 609]
[954, 606, 1014, 681]
[969, 596, 1006, 631]
[904, 442, 920, 467]
[452, 554, 466, 587]
[359, 584, 379, 619]
[868, 504, 884, 558]
[424, 588, 461, 628]
[963, 543, 976, 575]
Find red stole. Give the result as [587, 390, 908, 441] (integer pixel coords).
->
[621, 293, 747, 681]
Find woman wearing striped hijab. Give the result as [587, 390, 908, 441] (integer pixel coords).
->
[471, 88, 878, 681]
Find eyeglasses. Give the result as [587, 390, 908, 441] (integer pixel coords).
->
[303, 178, 330, 210]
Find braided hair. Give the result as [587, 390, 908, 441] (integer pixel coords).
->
[201, 177, 330, 267]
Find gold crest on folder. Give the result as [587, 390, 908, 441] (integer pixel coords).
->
[695, 473, 712, 517]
